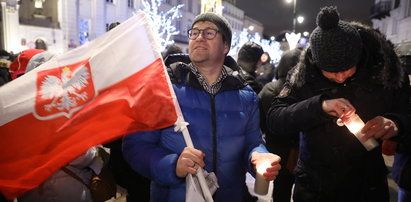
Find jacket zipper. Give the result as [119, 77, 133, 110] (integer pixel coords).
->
[210, 94, 217, 172]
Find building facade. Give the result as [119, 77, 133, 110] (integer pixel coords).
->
[0, 0, 263, 54]
[371, 0, 411, 55]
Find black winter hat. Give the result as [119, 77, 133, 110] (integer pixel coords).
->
[237, 42, 264, 73]
[309, 6, 362, 72]
[192, 12, 232, 48]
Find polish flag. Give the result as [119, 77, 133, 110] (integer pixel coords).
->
[0, 12, 178, 199]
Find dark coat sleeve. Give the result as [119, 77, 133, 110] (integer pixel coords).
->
[266, 83, 330, 136]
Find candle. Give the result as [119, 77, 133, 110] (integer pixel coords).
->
[340, 114, 379, 151]
[254, 160, 271, 195]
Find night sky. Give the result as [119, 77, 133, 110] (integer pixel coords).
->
[236, 0, 375, 38]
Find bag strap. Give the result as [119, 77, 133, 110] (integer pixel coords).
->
[61, 167, 91, 189]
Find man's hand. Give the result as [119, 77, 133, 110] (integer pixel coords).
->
[361, 116, 398, 141]
[176, 147, 205, 178]
[251, 152, 281, 181]
[322, 98, 355, 119]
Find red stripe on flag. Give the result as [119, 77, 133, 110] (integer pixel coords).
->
[0, 58, 177, 199]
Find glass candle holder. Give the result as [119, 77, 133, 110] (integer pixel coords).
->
[254, 160, 270, 195]
[339, 114, 379, 151]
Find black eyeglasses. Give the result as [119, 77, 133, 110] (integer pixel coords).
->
[187, 28, 220, 40]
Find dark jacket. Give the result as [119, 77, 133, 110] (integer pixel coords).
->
[392, 102, 411, 192]
[256, 54, 275, 86]
[123, 55, 269, 202]
[267, 22, 410, 202]
[259, 48, 302, 202]
[240, 69, 262, 93]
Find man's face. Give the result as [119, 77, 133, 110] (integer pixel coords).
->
[188, 21, 229, 65]
[321, 66, 357, 83]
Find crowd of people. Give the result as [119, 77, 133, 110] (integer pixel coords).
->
[1, 5, 410, 202]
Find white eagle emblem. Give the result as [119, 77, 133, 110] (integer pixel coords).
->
[40, 66, 90, 111]
[35, 59, 95, 119]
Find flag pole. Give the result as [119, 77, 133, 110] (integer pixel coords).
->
[174, 117, 214, 202]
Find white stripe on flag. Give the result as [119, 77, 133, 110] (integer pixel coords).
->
[0, 12, 161, 126]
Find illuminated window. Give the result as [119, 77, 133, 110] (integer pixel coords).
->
[34, 0, 45, 9]
[79, 19, 90, 45]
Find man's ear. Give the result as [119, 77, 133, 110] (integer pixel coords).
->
[223, 42, 230, 55]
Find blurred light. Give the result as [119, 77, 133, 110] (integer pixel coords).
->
[270, 36, 275, 41]
[286, 32, 301, 50]
[303, 31, 309, 37]
[285, 0, 293, 3]
[248, 25, 254, 31]
[297, 16, 304, 24]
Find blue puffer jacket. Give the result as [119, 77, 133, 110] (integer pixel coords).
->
[122, 55, 269, 202]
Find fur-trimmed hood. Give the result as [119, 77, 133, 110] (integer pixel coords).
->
[289, 22, 405, 89]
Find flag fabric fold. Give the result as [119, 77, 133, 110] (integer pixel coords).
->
[0, 12, 177, 199]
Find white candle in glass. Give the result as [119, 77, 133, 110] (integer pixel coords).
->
[254, 160, 271, 195]
[341, 114, 379, 151]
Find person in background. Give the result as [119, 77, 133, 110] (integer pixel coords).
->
[258, 47, 302, 202]
[267, 7, 410, 201]
[392, 124, 411, 202]
[162, 44, 183, 59]
[391, 66, 411, 201]
[18, 147, 104, 202]
[103, 21, 152, 202]
[8, 49, 45, 79]
[122, 12, 281, 202]
[0, 59, 12, 87]
[256, 52, 276, 86]
[237, 41, 264, 93]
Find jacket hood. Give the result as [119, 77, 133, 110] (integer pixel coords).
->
[165, 54, 247, 91]
[289, 22, 404, 89]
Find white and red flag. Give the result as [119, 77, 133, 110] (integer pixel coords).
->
[0, 12, 177, 199]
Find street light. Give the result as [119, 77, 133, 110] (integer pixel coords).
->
[285, 0, 297, 32]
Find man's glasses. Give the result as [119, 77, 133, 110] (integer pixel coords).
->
[187, 28, 220, 40]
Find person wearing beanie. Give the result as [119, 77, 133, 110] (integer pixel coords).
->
[266, 6, 410, 202]
[123, 12, 281, 202]
[9, 49, 45, 79]
[258, 47, 302, 202]
[161, 43, 183, 59]
[237, 41, 264, 93]
[256, 52, 276, 86]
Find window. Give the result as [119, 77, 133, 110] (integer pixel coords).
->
[394, 0, 400, 9]
[79, 19, 90, 45]
[188, 0, 192, 12]
[128, 0, 134, 8]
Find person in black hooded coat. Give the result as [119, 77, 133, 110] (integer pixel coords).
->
[258, 47, 302, 202]
[267, 7, 410, 202]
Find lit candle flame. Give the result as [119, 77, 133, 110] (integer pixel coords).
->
[256, 160, 271, 175]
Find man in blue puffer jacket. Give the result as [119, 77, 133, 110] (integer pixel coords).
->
[122, 12, 281, 202]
